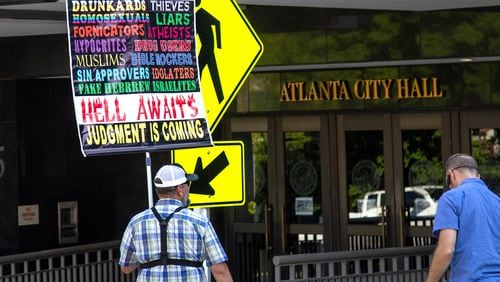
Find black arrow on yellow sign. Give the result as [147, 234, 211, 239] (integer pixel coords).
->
[190, 151, 229, 196]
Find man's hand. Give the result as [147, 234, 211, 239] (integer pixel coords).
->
[120, 265, 138, 274]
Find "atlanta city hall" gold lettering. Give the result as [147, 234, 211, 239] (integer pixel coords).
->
[280, 77, 444, 102]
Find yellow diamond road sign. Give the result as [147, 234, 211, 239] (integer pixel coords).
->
[171, 141, 245, 208]
[196, 0, 263, 132]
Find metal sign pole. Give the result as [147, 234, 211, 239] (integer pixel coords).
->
[193, 208, 211, 280]
[145, 152, 154, 208]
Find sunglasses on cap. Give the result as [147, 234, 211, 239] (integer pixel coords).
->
[445, 165, 477, 188]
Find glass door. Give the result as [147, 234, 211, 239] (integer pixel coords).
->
[278, 116, 326, 256]
[392, 113, 450, 247]
[338, 113, 392, 250]
[460, 110, 500, 196]
[229, 117, 272, 282]
[228, 115, 330, 281]
[339, 112, 450, 249]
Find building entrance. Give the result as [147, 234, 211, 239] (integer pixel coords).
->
[226, 111, 500, 281]
[228, 116, 328, 282]
[338, 113, 449, 251]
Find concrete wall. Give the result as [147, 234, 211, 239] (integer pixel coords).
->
[0, 35, 154, 254]
[0, 34, 69, 79]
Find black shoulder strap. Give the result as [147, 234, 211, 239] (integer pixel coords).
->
[141, 206, 203, 269]
[151, 206, 185, 265]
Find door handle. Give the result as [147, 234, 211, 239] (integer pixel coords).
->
[264, 204, 273, 256]
[400, 205, 405, 247]
[281, 205, 286, 253]
[381, 205, 387, 248]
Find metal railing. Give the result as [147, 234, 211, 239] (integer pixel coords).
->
[273, 245, 448, 281]
[1, 240, 448, 282]
[0, 240, 136, 282]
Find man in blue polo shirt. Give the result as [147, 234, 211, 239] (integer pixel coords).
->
[427, 153, 500, 281]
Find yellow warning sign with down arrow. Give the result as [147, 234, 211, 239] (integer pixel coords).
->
[171, 141, 245, 208]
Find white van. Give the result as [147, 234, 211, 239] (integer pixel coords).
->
[349, 186, 442, 221]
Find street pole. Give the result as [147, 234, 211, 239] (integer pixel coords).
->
[194, 208, 211, 280]
[145, 152, 154, 207]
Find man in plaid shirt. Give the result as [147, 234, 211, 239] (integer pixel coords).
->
[119, 164, 233, 281]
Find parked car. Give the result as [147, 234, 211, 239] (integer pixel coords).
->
[349, 186, 442, 222]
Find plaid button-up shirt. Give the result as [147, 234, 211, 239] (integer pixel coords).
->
[119, 198, 228, 281]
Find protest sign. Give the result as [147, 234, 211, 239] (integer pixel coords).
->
[66, 0, 213, 156]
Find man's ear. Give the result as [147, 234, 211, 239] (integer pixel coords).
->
[176, 185, 184, 197]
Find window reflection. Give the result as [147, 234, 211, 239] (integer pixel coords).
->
[285, 132, 321, 224]
[246, 6, 500, 65]
[402, 130, 442, 227]
[346, 131, 385, 224]
[471, 128, 500, 196]
[233, 132, 268, 223]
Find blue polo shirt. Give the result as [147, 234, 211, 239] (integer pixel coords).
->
[433, 178, 500, 281]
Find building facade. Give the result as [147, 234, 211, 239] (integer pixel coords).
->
[1, 2, 500, 281]
[223, 5, 500, 279]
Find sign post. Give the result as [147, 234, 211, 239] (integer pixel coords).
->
[145, 152, 154, 207]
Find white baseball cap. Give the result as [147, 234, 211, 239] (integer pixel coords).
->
[154, 164, 199, 188]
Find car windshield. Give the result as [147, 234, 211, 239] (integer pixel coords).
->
[429, 188, 444, 201]
[406, 185, 443, 202]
